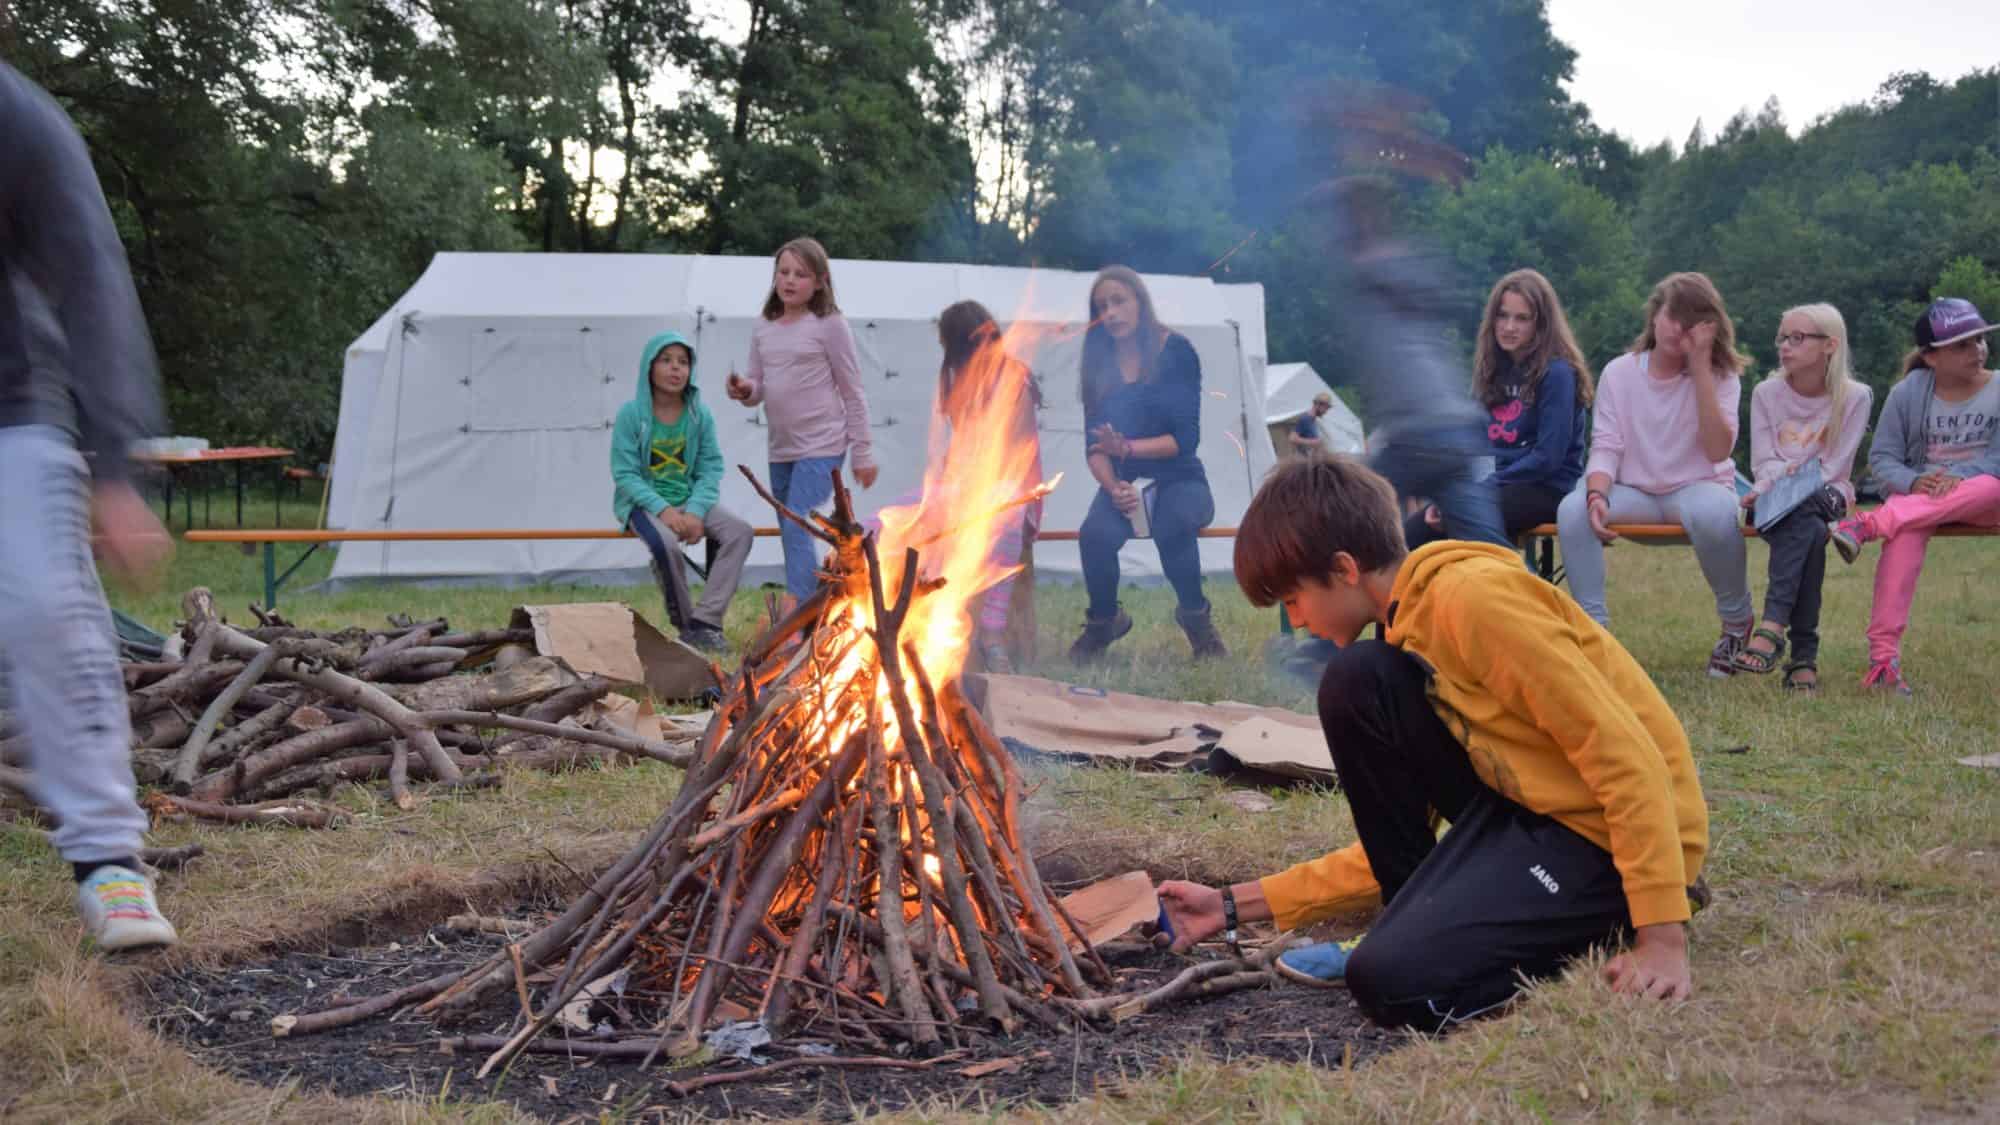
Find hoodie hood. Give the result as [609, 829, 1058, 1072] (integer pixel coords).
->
[637, 330, 700, 407]
[1383, 539, 1518, 647]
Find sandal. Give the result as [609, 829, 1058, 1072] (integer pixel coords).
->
[1732, 626, 1787, 674]
[1782, 662, 1818, 693]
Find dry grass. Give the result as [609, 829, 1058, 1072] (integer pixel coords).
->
[3, 510, 1993, 1121]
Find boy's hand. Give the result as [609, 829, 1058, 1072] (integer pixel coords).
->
[670, 512, 703, 543]
[93, 481, 173, 586]
[1155, 881, 1224, 954]
[1739, 491, 1757, 510]
[1603, 922, 1692, 1002]
[725, 372, 751, 402]
[853, 463, 879, 489]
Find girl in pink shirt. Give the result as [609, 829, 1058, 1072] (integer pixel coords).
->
[725, 238, 878, 601]
[1556, 272, 1754, 676]
[1730, 304, 1872, 690]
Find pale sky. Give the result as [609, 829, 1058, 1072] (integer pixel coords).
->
[1545, 0, 1998, 151]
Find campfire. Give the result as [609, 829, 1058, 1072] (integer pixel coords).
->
[282, 321, 1280, 1078]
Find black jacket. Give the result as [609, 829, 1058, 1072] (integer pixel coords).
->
[0, 62, 164, 480]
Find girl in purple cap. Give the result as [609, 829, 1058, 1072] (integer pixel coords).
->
[1829, 298, 2000, 693]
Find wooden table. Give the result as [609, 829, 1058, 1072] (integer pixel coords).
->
[132, 446, 293, 529]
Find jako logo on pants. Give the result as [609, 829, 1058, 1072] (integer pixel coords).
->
[1529, 864, 1560, 894]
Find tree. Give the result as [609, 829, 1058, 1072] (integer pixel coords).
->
[674, 0, 977, 261]
[1429, 148, 1644, 366]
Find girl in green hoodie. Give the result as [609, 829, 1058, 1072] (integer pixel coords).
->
[610, 332, 753, 652]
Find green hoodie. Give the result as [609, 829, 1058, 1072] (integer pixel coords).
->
[611, 330, 726, 528]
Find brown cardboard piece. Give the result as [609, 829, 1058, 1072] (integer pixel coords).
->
[1055, 870, 1161, 950]
[508, 603, 719, 702]
[976, 673, 1330, 784]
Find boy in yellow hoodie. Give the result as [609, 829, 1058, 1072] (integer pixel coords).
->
[1159, 456, 1708, 1031]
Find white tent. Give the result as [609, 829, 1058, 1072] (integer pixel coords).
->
[1263, 362, 1364, 455]
[326, 254, 1279, 588]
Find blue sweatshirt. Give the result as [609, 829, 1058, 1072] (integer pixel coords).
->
[1486, 357, 1587, 494]
[0, 63, 164, 482]
[610, 331, 726, 528]
[1084, 332, 1207, 485]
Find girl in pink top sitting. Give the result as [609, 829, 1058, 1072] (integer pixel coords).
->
[725, 237, 878, 602]
[1729, 304, 1872, 690]
[1556, 272, 1754, 677]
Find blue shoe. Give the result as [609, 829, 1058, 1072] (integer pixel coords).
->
[1273, 935, 1364, 989]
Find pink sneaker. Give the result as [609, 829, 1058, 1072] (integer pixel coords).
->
[1828, 513, 1870, 564]
[1861, 659, 1912, 696]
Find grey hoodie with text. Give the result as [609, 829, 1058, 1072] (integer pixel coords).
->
[0, 62, 165, 481]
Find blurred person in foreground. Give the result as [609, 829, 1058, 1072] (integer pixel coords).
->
[1159, 456, 1708, 1030]
[2, 61, 178, 950]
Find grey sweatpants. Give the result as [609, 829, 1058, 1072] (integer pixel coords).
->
[0, 426, 147, 862]
[631, 504, 754, 632]
[1555, 480, 1752, 629]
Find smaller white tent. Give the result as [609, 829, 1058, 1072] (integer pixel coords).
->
[1263, 363, 1364, 455]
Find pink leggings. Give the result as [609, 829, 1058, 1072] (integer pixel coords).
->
[1864, 474, 2000, 663]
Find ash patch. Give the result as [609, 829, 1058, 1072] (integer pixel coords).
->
[142, 905, 1404, 1120]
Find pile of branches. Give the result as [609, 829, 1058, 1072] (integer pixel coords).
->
[0, 591, 702, 831]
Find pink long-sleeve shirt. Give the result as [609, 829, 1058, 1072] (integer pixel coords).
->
[1748, 375, 1874, 506]
[1586, 351, 1742, 493]
[741, 312, 877, 472]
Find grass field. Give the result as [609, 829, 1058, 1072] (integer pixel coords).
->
[3, 483, 1995, 1122]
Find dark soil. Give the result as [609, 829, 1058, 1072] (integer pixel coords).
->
[141, 896, 1403, 1121]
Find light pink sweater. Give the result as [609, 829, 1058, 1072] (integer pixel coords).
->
[741, 312, 877, 472]
[1586, 351, 1742, 494]
[1748, 375, 1874, 506]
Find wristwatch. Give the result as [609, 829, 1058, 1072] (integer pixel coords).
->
[1219, 885, 1241, 955]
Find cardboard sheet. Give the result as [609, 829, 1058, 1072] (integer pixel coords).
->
[1055, 871, 1161, 950]
[976, 674, 1331, 785]
[508, 603, 720, 702]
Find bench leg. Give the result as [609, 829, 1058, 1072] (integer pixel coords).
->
[264, 542, 277, 610]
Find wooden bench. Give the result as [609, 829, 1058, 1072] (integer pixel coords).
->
[183, 526, 1241, 609]
[1516, 520, 1999, 584]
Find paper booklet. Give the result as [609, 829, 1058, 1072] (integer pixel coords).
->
[1752, 457, 1826, 534]
[1125, 480, 1161, 539]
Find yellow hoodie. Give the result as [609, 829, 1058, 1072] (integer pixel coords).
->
[1259, 541, 1709, 931]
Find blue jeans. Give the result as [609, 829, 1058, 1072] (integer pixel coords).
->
[1371, 424, 1508, 548]
[1079, 477, 1214, 618]
[769, 455, 844, 599]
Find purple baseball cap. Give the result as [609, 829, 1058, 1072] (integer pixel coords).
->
[1914, 298, 1998, 350]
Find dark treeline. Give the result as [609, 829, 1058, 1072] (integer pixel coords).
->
[5, 0, 1996, 460]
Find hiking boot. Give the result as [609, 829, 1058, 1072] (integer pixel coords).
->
[1176, 605, 1229, 660]
[1861, 659, 1912, 696]
[1707, 621, 1752, 679]
[1828, 513, 1870, 564]
[1273, 935, 1365, 989]
[680, 623, 730, 654]
[1068, 609, 1133, 664]
[76, 865, 178, 952]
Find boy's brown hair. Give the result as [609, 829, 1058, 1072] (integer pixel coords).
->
[1234, 455, 1407, 607]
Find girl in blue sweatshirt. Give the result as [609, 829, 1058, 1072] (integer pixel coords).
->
[1406, 268, 1594, 549]
[610, 331, 753, 652]
[1070, 266, 1224, 662]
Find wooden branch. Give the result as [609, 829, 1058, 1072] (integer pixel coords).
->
[738, 463, 836, 544]
[662, 1052, 962, 1098]
[143, 793, 348, 829]
[171, 646, 279, 790]
[208, 626, 461, 783]
[418, 710, 694, 768]
[272, 969, 462, 1038]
